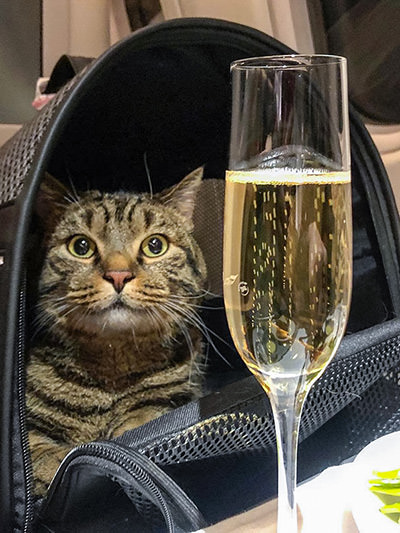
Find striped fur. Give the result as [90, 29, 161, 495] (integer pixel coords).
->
[27, 168, 207, 495]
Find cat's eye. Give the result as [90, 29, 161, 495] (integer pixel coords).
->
[141, 234, 169, 258]
[67, 235, 96, 259]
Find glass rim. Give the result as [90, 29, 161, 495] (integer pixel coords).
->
[231, 54, 347, 70]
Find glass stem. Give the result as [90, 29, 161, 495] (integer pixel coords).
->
[268, 384, 308, 533]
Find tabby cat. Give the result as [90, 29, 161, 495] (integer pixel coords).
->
[27, 168, 207, 496]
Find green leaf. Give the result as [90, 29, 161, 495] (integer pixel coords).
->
[370, 486, 400, 496]
[380, 503, 400, 524]
[373, 469, 400, 480]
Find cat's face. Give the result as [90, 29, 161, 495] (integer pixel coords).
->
[36, 169, 206, 338]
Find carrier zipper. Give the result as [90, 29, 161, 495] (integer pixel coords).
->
[60, 442, 176, 532]
[17, 275, 34, 533]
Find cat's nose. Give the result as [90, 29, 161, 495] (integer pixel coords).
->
[103, 270, 134, 293]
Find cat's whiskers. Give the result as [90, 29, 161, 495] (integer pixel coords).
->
[168, 288, 221, 300]
[167, 293, 204, 301]
[100, 313, 111, 334]
[143, 151, 153, 199]
[168, 295, 224, 310]
[67, 289, 97, 299]
[37, 294, 72, 314]
[157, 302, 198, 382]
[32, 299, 83, 336]
[142, 306, 165, 340]
[70, 293, 114, 309]
[162, 305, 206, 387]
[32, 311, 58, 336]
[162, 299, 233, 367]
[56, 303, 84, 322]
[66, 176, 81, 204]
[128, 323, 140, 353]
[193, 288, 221, 299]
[177, 322, 199, 386]
[158, 302, 207, 382]
[191, 304, 225, 310]
[35, 294, 101, 335]
[34, 294, 65, 306]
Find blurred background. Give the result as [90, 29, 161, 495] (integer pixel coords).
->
[1, 0, 399, 205]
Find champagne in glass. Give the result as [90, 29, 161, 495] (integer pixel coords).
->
[223, 56, 352, 532]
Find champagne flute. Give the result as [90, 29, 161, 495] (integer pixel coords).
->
[223, 55, 352, 532]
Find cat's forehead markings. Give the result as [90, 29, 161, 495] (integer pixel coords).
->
[64, 206, 89, 229]
[114, 198, 129, 223]
[143, 209, 154, 230]
[61, 192, 175, 241]
[124, 196, 144, 223]
[82, 207, 94, 230]
[101, 203, 111, 224]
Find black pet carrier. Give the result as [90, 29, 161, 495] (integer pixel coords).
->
[1, 18, 400, 533]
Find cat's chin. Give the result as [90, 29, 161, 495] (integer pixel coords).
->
[99, 307, 137, 331]
[75, 306, 157, 335]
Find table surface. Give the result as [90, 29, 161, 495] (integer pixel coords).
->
[204, 494, 359, 532]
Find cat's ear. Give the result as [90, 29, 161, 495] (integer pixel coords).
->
[159, 167, 203, 221]
[35, 173, 70, 226]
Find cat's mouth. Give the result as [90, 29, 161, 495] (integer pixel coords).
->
[108, 300, 127, 311]
[97, 298, 141, 318]
[81, 296, 150, 331]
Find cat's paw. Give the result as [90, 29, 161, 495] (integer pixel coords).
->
[29, 430, 71, 496]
